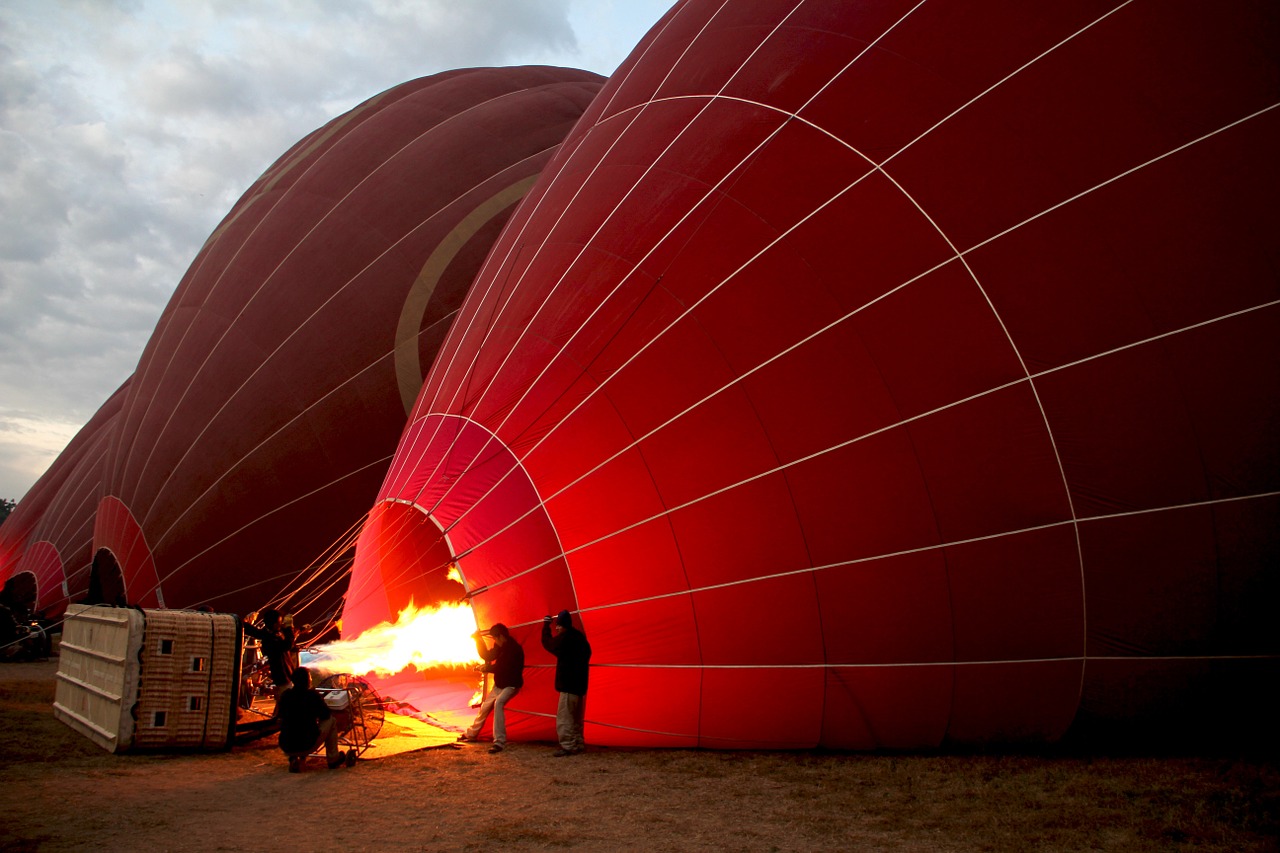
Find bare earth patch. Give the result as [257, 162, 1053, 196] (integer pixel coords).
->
[2, 660, 1276, 852]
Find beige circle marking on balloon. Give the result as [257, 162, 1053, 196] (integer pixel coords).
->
[394, 175, 539, 414]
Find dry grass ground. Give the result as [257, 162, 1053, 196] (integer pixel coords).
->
[1, 659, 1276, 852]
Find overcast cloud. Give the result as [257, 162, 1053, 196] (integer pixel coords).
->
[0, 0, 672, 501]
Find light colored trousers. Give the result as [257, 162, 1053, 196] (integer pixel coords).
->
[556, 692, 586, 751]
[317, 716, 339, 761]
[466, 686, 520, 746]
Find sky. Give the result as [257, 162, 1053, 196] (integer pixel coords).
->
[0, 0, 675, 502]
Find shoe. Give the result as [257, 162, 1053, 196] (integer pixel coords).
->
[345, 749, 358, 767]
[327, 755, 348, 769]
[488, 744, 504, 753]
[553, 748, 579, 757]
[456, 734, 473, 742]
[288, 756, 302, 773]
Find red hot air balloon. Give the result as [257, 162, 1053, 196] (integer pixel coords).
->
[1, 380, 131, 618]
[345, 0, 1279, 748]
[2, 67, 603, 623]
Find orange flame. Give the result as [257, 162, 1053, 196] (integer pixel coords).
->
[305, 599, 481, 678]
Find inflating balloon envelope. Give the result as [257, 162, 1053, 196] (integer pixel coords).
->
[341, 0, 1280, 749]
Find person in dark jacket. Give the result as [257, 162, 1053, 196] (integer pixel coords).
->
[458, 623, 524, 753]
[243, 608, 293, 703]
[541, 609, 591, 756]
[277, 666, 354, 772]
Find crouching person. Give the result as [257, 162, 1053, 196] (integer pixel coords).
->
[278, 666, 355, 772]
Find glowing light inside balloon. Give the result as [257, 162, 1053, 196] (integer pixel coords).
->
[305, 599, 481, 678]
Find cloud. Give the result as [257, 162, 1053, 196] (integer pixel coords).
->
[0, 412, 85, 500]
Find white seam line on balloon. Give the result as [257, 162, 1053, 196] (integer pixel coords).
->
[589, 0, 1135, 707]
[220, 9, 1259, 635]
[33, 453, 101, 565]
[110, 86, 414, 502]
[415, 0, 1093, 503]
[400, 2, 824, 635]
[350, 416, 560, 612]
[142, 99, 559, 539]
[122, 84, 553, 535]
[142, 137, 558, 552]
[336, 496, 457, 617]
[144, 297, 460, 557]
[472, 0, 1144, 565]
[145, 294, 461, 554]
[406, 0, 824, 508]
[593, 0, 693, 121]
[140, 454, 393, 605]
[114, 108, 388, 514]
[422, 0, 927, 552]
[405, 0, 790, 514]
[415, 0, 927, 519]
[390, 114, 627, 503]
[39, 391, 118, 531]
[46, 461, 101, 546]
[459, 290, 1277, 596]
[106, 92, 387, 505]
[400, 45, 715, 488]
[443, 94, 1277, 581]
[878, 0, 1138, 172]
[419, 112, 870, 527]
[374, 82, 607, 495]
[867, 167, 1091, 715]
[423, 0, 1124, 569]
[565, 490, 1280, 615]
[470, 445, 1279, 605]
[31, 428, 103, 539]
[412, 1, 712, 417]
[338, 499, 476, 621]
[958, 102, 1280, 258]
[850, 4, 1151, 696]
[414, 0, 727, 418]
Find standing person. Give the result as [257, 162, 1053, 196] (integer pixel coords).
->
[242, 608, 292, 704]
[281, 613, 310, 676]
[458, 623, 524, 753]
[276, 666, 355, 772]
[541, 609, 591, 756]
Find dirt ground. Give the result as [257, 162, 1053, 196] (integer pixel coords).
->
[1, 659, 1277, 852]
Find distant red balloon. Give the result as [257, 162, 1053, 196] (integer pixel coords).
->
[0, 380, 130, 616]
[1, 67, 603, 621]
[347, 0, 1280, 747]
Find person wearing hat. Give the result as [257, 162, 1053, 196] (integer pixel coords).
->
[541, 609, 591, 756]
[459, 623, 524, 753]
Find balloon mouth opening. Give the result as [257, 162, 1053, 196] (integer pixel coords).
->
[321, 497, 488, 727]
